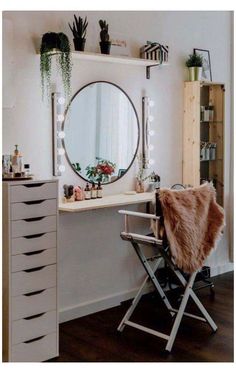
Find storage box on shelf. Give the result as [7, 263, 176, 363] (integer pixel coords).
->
[2, 179, 58, 362]
[183, 81, 225, 206]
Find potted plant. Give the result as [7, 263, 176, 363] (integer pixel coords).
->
[185, 53, 203, 81]
[69, 15, 88, 51]
[99, 19, 111, 55]
[40, 32, 72, 100]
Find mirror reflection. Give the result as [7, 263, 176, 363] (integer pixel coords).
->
[63, 82, 139, 184]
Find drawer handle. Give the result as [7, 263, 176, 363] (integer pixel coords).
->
[24, 289, 46, 297]
[23, 200, 46, 205]
[23, 183, 45, 188]
[23, 312, 45, 320]
[23, 216, 45, 222]
[23, 250, 45, 256]
[24, 266, 45, 273]
[24, 233, 45, 239]
[24, 335, 45, 344]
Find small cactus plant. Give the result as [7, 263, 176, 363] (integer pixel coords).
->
[99, 20, 110, 42]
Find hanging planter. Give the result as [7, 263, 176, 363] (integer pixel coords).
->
[40, 32, 72, 100]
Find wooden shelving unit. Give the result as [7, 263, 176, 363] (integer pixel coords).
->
[183, 81, 225, 206]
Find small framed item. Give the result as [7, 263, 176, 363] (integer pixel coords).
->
[194, 48, 212, 81]
[118, 169, 126, 177]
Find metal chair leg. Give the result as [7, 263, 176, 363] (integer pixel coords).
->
[165, 272, 197, 352]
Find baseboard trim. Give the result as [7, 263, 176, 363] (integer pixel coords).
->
[59, 263, 234, 323]
[59, 283, 153, 323]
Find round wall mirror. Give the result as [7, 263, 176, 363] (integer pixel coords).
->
[63, 81, 140, 184]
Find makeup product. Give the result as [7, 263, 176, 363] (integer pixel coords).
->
[24, 164, 31, 177]
[91, 182, 97, 199]
[97, 181, 103, 198]
[11, 145, 23, 174]
[84, 183, 91, 200]
[2, 155, 11, 176]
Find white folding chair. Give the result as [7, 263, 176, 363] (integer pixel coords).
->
[117, 189, 217, 352]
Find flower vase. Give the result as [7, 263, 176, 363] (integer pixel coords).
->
[136, 180, 145, 193]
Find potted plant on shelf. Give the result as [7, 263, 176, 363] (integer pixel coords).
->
[185, 53, 203, 81]
[40, 32, 72, 100]
[99, 19, 111, 54]
[69, 15, 88, 51]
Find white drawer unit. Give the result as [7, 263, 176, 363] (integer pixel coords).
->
[11, 199, 57, 220]
[11, 232, 57, 255]
[2, 179, 59, 362]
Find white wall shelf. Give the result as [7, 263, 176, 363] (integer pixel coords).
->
[59, 192, 154, 213]
[71, 51, 168, 79]
[37, 50, 168, 79]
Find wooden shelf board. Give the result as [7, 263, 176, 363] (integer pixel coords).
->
[59, 192, 154, 213]
[71, 51, 168, 67]
[37, 50, 168, 67]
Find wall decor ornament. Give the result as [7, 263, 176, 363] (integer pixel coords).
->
[40, 32, 72, 100]
[194, 48, 212, 81]
[140, 41, 169, 62]
[69, 14, 88, 51]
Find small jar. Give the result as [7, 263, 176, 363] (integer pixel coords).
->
[208, 106, 214, 122]
[24, 164, 31, 177]
[205, 143, 210, 160]
[203, 106, 209, 122]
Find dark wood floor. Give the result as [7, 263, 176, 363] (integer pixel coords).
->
[51, 271, 233, 362]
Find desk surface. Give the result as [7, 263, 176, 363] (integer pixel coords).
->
[58, 192, 154, 213]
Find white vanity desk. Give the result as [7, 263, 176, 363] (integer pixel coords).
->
[58, 191, 155, 325]
[58, 192, 154, 213]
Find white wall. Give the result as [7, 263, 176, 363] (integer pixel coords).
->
[2, 11, 233, 322]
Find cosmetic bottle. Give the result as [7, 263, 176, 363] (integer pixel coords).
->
[97, 181, 103, 198]
[24, 164, 31, 177]
[12, 145, 23, 174]
[91, 182, 97, 199]
[84, 183, 91, 200]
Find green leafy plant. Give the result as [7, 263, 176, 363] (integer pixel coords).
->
[69, 15, 88, 39]
[99, 20, 110, 42]
[185, 53, 203, 67]
[40, 32, 72, 101]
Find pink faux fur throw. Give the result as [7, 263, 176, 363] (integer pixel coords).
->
[157, 183, 224, 273]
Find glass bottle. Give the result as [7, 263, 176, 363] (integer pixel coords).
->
[97, 181, 103, 198]
[84, 183, 91, 200]
[91, 182, 97, 199]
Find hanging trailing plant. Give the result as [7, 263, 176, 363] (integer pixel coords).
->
[40, 32, 72, 101]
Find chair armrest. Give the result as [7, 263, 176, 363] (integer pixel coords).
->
[118, 210, 159, 220]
